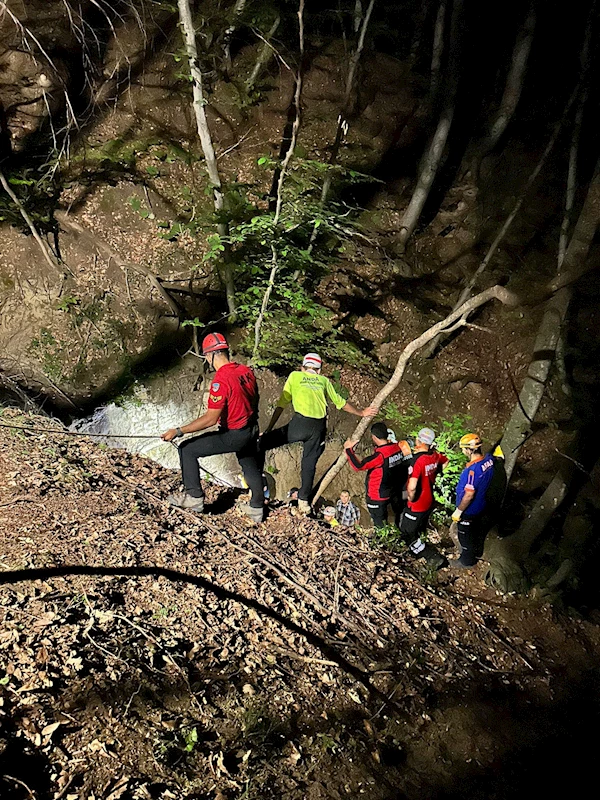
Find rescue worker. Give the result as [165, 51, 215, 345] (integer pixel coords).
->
[344, 422, 403, 529]
[400, 427, 448, 567]
[450, 433, 496, 568]
[261, 353, 377, 515]
[161, 333, 264, 523]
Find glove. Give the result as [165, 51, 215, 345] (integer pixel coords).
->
[451, 508, 462, 522]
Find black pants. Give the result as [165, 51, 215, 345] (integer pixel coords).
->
[178, 425, 263, 509]
[260, 413, 326, 501]
[399, 508, 431, 538]
[390, 491, 406, 527]
[399, 508, 446, 568]
[457, 515, 489, 566]
[367, 498, 389, 529]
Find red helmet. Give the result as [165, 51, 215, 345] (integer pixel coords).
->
[201, 332, 228, 355]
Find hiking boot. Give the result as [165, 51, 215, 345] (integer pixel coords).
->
[167, 491, 204, 513]
[238, 502, 264, 524]
[297, 499, 311, 516]
[448, 558, 473, 571]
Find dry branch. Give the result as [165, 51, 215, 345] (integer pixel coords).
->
[312, 284, 517, 504]
[0, 168, 60, 275]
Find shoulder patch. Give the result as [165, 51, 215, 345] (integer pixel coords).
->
[211, 382, 220, 391]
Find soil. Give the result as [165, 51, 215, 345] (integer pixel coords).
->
[2, 409, 600, 800]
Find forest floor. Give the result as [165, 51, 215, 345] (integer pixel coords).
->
[1, 408, 600, 800]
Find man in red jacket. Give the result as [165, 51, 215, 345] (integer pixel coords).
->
[161, 333, 264, 523]
[400, 427, 448, 567]
[344, 422, 403, 528]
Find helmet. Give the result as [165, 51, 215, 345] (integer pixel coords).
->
[302, 353, 322, 371]
[202, 332, 228, 355]
[417, 427, 436, 445]
[459, 433, 482, 449]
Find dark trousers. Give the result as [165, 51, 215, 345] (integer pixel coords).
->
[390, 492, 406, 527]
[457, 515, 489, 566]
[260, 413, 326, 501]
[367, 498, 389, 529]
[178, 425, 263, 509]
[399, 508, 446, 568]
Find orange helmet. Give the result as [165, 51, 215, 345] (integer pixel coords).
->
[459, 433, 482, 449]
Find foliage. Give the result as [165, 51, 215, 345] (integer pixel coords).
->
[368, 523, 406, 552]
[384, 403, 473, 516]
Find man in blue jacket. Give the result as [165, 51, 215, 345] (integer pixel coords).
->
[451, 433, 495, 568]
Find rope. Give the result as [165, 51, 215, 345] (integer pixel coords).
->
[0, 419, 242, 491]
[0, 421, 161, 439]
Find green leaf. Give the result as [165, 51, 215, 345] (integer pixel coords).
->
[145, 165, 159, 176]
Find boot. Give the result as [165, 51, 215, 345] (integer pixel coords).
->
[167, 491, 204, 513]
[297, 499, 311, 516]
[238, 502, 264, 524]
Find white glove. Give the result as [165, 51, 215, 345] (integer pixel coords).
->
[451, 508, 462, 522]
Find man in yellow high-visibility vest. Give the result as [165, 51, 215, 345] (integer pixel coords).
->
[260, 353, 377, 515]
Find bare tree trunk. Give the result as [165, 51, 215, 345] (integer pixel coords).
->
[559, 88, 586, 266]
[397, 0, 463, 254]
[473, 5, 535, 169]
[500, 158, 600, 481]
[252, 0, 305, 362]
[312, 285, 518, 505]
[409, 0, 430, 67]
[246, 15, 281, 91]
[555, 82, 586, 395]
[223, 0, 248, 72]
[177, 0, 236, 316]
[430, 0, 446, 97]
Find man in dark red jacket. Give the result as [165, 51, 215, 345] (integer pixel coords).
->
[161, 333, 264, 523]
[344, 422, 403, 528]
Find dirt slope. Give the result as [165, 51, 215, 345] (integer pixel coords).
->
[1, 409, 599, 800]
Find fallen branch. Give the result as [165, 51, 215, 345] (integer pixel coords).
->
[312, 284, 517, 504]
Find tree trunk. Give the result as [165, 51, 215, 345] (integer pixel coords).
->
[397, 0, 463, 253]
[312, 285, 518, 505]
[473, 5, 535, 169]
[430, 0, 446, 97]
[223, 0, 248, 73]
[177, 0, 236, 316]
[246, 15, 280, 92]
[500, 157, 600, 481]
